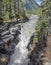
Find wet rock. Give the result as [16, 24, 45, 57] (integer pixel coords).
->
[14, 29, 21, 44]
[28, 38, 47, 65]
[27, 34, 34, 51]
[18, 25, 21, 30]
[0, 23, 21, 65]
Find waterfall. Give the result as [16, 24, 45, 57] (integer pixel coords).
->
[8, 15, 38, 65]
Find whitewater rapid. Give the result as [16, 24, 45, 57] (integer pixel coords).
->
[8, 15, 38, 65]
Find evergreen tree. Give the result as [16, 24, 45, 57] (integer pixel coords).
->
[0, 0, 27, 22]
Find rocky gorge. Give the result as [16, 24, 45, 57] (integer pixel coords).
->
[0, 15, 47, 65]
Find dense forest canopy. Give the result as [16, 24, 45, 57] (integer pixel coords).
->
[0, 0, 26, 22]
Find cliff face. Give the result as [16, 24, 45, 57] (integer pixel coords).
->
[22, 0, 40, 10]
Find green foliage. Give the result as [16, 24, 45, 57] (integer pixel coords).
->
[33, 0, 51, 44]
[0, 0, 27, 22]
[3, 11, 10, 22]
[34, 8, 42, 16]
[26, 8, 43, 16]
[26, 10, 36, 15]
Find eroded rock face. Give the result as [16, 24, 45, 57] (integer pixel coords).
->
[27, 34, 34, 51]
[28, 36, 47, 65]
[0, 23, 21, 65]
[28, 44, 44, 65]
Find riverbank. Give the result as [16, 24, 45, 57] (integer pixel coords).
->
[27, 16, 48, 65]
[43, 36, 51, 65]
[27, 32, 51, 65]
[28, 38, 46, 65]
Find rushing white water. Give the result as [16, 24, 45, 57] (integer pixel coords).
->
[8, 15, 38, 65]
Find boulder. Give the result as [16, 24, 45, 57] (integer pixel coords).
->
[0, 53, 10, 65]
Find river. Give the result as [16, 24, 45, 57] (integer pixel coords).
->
[8, 15, 38, 65]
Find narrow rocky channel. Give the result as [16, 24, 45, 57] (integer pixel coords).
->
[8, 15, 38, 65]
